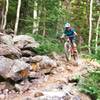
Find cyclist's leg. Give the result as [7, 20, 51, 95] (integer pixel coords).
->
[73, 37, 77, 53]
[69, 37, 77, 53]
[68, 36, 79, 61]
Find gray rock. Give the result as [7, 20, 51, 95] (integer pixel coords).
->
[0, 32, 4, 36]
[30, 55, 57, 74]
[0, 94, 5, 99]
[12, 59, 30, 73]
[15, 80, 30, 93]
[0, 35, 14, 45]
[22, 97, 33, 100]
[0, 82, 6, 91]
[0, 56, 30, 80]
[20, 57, 30, 63]
[0, 56, 13, 78]
[72, 96, 81, 100]
[13, 35, 39, 49]
[31, 55, 57, 68]
[39, 56, 57, 74]
[0, 44, 21, 59]
[30, 55, 42, 63]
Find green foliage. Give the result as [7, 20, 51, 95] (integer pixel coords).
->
[79, 69, 100, 99]
[0, 0, 4, 6]
[31, 34, 63, 55]
[91, 50, 100, 61]
[7, 0, 17, 28]
[1, 0, 99, 57]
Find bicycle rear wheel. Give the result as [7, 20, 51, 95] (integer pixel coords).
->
[73, 51, 78, 60]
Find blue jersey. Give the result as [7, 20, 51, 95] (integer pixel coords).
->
[64, 28, 75, 37]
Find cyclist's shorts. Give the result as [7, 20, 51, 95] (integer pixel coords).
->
[68, 36, 76, 44]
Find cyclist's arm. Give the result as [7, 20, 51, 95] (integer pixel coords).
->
[61, 29, 67, 38]
[72, 28, 77, 36]
[74, 32, 77, 36]
[61, 33, 66, 38]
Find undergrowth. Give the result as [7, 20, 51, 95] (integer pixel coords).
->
[30, 34, 64, 55]
[79, 69, 100, 100]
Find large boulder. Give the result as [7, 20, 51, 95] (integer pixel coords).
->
[39, 56, 57, 69]
[0, 56, 31, 81]
[0, 44, 21, 59]
[13, 35, 39, 49]
[0, 34, 14, 45]
[30, 55, 57, 74]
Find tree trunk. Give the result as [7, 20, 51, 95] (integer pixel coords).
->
[86, 0, 90, 25]
[33, 1, 38, 34]
[2, 0, 9, 30]
[0, 0, 5, 30]
[95, 16, 100, 54]
[43, 19, 46, 36]
[1, 7, 4, 29]
[88, 0, 93, 54]
[43, 7, 46, 36]
[56, 0, 62, 35]
[14, 0, 21, 35]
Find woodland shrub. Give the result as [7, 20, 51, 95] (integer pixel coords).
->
[79, 69, 100, 100]
[31, 34, 64, 55]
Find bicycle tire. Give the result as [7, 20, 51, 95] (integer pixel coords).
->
[73, 52, 78, 60]
[64, 42, 71, 61]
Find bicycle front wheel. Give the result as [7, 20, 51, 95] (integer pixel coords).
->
[64, 42, 71, 61]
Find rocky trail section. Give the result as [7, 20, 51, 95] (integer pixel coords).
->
[0, 32, 100, 100]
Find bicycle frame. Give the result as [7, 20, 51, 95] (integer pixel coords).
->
[64, 38, 78, 61]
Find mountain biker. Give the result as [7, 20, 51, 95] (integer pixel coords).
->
[61, 22, 78, 53]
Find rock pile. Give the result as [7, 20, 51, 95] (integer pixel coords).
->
[0, 32, 57, 82]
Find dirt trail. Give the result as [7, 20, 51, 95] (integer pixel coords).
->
[0, 54, 100, 100]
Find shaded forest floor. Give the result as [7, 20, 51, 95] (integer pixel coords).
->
[0, 54, 100, 100]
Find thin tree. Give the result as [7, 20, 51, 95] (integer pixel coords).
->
[33, 1, 38, 34]
[1, 7, 4, 29]
[14, 0, 21, 35]
[88, 0, 93, 54]
[0, 0, 5, 29]
[95, 16, 100, 54]
[43, 7, 46, 36]
[2, 0, 9, 30]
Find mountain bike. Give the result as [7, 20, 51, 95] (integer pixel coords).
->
[63, 38, 78, 61]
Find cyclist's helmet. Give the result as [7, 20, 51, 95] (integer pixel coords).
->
[64, 23, 70, 28]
